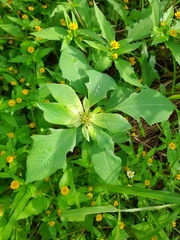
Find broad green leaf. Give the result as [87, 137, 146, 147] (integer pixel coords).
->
[88, 126, 114, 152]
[61, 206, 117, 221]
[92, 147, 121, 183]
[117, 42, 142, 55]
[37, 102, 81, 127]
[91, 113, 131, 134]
[94, 2, 115, 43]
[115, 58, 143, 87]
[78, 29, 106, 44]
[85, 70, 117, 106]
[26, 128, 76, 183]
[94, 56, 112, 72]
[149, 0, 164, 26]
[8, 55, 28, 63]
[0, 24, 24, 37]
[83, 40, 108, 52]
[117, 88, 174, 125]
[108, 0, 127, 26]
[165, 41, 180, 65]
[46, 84, 83, 114]
[161, 5, 173, 25]
[127, 17, 153, 41]
[31, 27, 67, 40]
[59, 46, 91, 94]
[7, 16, 24, 26]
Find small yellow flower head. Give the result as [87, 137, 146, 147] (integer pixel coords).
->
[0, 150, 6, 156]
[46, 210, 51, 216]
[142, 151, 147, 157]
[20, 77, 25, 83]
[11, 81, 16, 86]
[10, 180, 20, 190]
[8, 132, 14, 138]
[161, 45, 165, 50]
[44, 177, 50, 182]
[147, 157, 153, 164]
[35, 26, 41, 31]
[9, 66, 13, 71]
[171, 221, 176, 227]
[0, 76, 4, 80]
[8, 40, 13, 44]
[13, 69, 18, 74]
[127, 171, 135, 178]
[96, 213, 103, 221]
[69, 22, 78, 30]
[91, 201, 96, 206]
[22, 89, 29, 95]
[49, 221, 55, 226]
[119, 221, 125, 229]
[160, 21, 165, 27]
[129, 57, 136, 66]
[0, 207, 3, 217]
[44, 99, 50, 103]
[124, 0, 129, 2]
[175, 11, 180, 19]
[60, 19, 66, 26]
[144, 180, 150, 186]
[28, 46, 35, 53]
[22, 14, 28, 20]
[124, 165, 129, 172]
[87, 192, 93, 199]
[40, 68, 45, 73]
[42, 4, 48, 9]
[88, 186, 93, 191]
[29, 122, 35, 128]
[61, 186, 69, 195]
[125, 5, 129, 10]
[16, 98, 22, 103]
[176, 174, 180, 180]
[112, 53, 118, 60]
[8, 99, 16, 107]
[89, 1, 93, 6]
[60, 80, 65, 84]
[110, 40, 120, 50]
[114, 200, 118, 207]
[131, 132, 136, 137]
[6, 156, 14, 163]
[170, 29, 177, 37]
[28, 6, 34, 11]
[151, 237, 157, 240]
[168, 142, 176, 150]
[57, 208, 61, 216]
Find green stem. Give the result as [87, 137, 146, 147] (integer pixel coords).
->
[171, 56, 177, 93]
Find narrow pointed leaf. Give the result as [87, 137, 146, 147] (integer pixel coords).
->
[165, 41, 180, 65]
[86, 70, 117, 106]
[0, 24, 24, 37]
[26, 129, 76, 183]
[92, 113, 131, 134]
[117, 88, 174, 125]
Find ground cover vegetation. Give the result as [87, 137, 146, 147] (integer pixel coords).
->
[0, 0, 180, 239]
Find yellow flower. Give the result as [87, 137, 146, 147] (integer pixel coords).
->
[20, 77, 25, 82]
[13, 69, 18, 74]
[0, 150, 6, 156]
[10, 180, 20, 190]
[176, 174, 180, 180]
[29, 122, 35, 128]
[144, 180, 150, 186]
[91, 201, 96, 206]
[8, 133, 14, 138]
[168, 142, 176, 150]
[147, 157, 153, 164]
[114, 200, 118, 207]
[0, 76, 4, 80]
[96, 214, 103, 221]
[124, 165, 129, 172]
[28, 6, 34, 11]
[125, 5, 129, 10]
[87, 192, 93, 199]
[119, 221, 125, 229]
[28, 46, 35, 53]
[42, 4, 48, 9]
[124, 0, 129, 2]
[35, 26, 41, 31]
[9, 66, 13, 71]
[57, 208, 61, 216]
[60, 19, 66, 26]
[160, 21, 165, 27]
[60, 80, 65, 84]
[69, 22, 78, 30]
[171, 221, 176, 227]
[46, 210, 51, 216]
[88, 186, 93, 191]
[61, 186, 69, 195]
[44, 99, 50, 103]
[8, 99, 16, 107]
[110, 40, 120, 50]
[49, 221, 55, 226]
[142, 151, 147, 157]
[129, 57, 136, 66]
[22, 89, 29, 95]
[131, 132, 136, 137]
[44, 177, 50, 182]
[89, 1, 93, 6]
[8, 40, 13, 44]
[170, 29, 177, 37]
[6, 156, 14, 163]
[11, 81, 16, 86]
[175, 11, 180, 19]
[40, 68, 45, 73]
[112, 53, 118, 59]
[16, 98, 22, 103]
[22, 14, 28, 20]
[151, 237, 157, 240]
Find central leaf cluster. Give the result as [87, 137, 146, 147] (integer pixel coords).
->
[80, 112, 92, 126]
